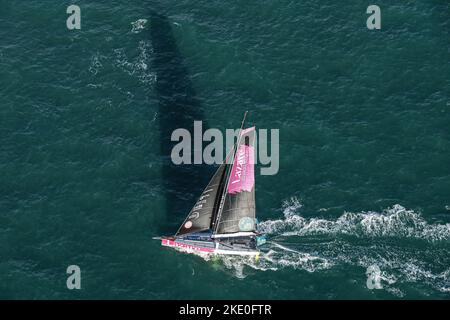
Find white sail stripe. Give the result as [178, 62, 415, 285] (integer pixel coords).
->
[212, 232, 256, 238]
[217, 218, 255, 223]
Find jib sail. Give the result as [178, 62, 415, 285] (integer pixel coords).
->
[175, 162, 227, 236]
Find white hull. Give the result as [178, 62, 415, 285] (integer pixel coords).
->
[161, 238, 260, 257]
[213, 249, 260, 256]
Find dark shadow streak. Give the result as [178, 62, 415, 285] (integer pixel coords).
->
[148, 12, 213, 234]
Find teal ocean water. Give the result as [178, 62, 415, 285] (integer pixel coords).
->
[1, 1, 449, 299]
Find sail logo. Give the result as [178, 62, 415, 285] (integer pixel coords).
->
[231, 148, 246, 185]
[170, 121, 279, 175]
[228, 144, 254, 193]
[188, 212, 200, 220]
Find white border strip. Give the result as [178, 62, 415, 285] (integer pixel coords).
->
[213, 249, 260, 256]
[212, 232, 256, 238]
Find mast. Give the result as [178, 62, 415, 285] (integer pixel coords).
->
[212, 111, 248, 234]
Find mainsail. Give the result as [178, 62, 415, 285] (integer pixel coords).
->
[213, 126, 256, 236]
[175, 162, 227, 236]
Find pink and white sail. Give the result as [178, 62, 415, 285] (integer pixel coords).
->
[228, 127, 255, 194]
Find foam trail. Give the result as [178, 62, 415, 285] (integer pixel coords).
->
[255, 197, 450, 295]
[217, 245, 332, 275]
[113, 40, 157, 84]
[169, 196, 449, 295]
[269, 241, 303, 254]
[131, 19, 148, 33]
[258, 198, 450, 242]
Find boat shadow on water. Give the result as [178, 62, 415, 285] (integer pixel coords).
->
[147, 11, 213, 235]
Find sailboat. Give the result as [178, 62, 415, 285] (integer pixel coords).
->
[157, 112, 266, 257]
